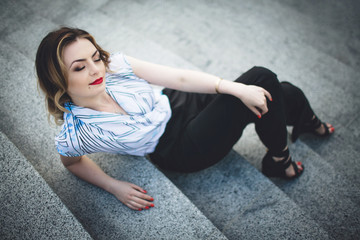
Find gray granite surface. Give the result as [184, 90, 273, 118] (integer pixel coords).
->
[234, 125, 360, 239]
[165, 151, 330, 240]
[1, 0, 359, 239]
[0, 132, 92, 240]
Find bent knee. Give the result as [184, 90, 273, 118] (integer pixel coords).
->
[250, 66, 280, 90]
[281, 81, 308, 105]
[281, 82, 305, 97]
[236, 66, 280, 90]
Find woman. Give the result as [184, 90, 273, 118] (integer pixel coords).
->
[36, 27, 334, 211]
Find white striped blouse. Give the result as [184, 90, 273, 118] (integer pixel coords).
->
[55, 52, 172, 157]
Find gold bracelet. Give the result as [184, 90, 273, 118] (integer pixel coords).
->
[215, 78, 223, 94]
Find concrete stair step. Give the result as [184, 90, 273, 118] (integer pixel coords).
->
[234, 125, 360, 239]
[0, 131, 93, 240]
[275, 140, 360, 240]
[0, 39, 226, 240]
[1, 0, 359, 239]
[164, 150, 330, 240]
[273, 0, 360, 71]
[298, 127, 360, 205]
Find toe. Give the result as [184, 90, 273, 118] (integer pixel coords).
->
[326, 123, 335, 133]
[296, 161, 304, 172]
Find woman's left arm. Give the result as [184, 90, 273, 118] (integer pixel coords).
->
[127, 56, 272, 117]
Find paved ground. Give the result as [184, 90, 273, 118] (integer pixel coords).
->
[1, 0, 359, 239]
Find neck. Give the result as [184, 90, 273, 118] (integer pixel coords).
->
[71, 91, 110, 111]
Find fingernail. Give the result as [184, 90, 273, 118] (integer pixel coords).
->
[257, 114, 261, 119]
[270, 98, 273, 102]
[143, 190, 147, 193]
[138, 208, 142, 211]
[150, 198, 154, 201]
[150, 203, 155, 207]
[145, 206, 149, 210]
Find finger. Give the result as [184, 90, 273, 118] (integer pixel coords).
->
[133, 191, 154, 202]
[132, 196, 155, 208]
[130, 183, 147, 194]
[256, 97, 268, 115]
[129, 197, 155, 210]
[260, 103, 268, 115]
[129, 199, 146, 209]
[263, 89, 272, 101]
[126, 202, 143, 211]
[251, 107, 262, 119]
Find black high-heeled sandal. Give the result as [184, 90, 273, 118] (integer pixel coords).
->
[262, 148, 304, 179]
[292, 115, 334, 142]
[308, 115, 334, 137]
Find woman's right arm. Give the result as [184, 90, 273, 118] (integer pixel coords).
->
[60, 155, 154, 210]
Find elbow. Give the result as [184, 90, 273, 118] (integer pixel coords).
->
[177, 72, 188, 90]
[60, 155, 82, 168]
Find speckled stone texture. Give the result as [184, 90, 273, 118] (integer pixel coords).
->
[0, 132, 92, 240]
[1, 0, 359, 239]
[165, 150, 330, 240]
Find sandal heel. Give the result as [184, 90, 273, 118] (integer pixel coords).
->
[262, 148, 304, 179]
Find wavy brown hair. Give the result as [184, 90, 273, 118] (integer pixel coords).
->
[35, 27, 110, 125]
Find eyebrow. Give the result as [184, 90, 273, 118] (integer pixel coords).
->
[69, 50, 98, 68]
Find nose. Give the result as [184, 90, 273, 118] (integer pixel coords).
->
[89, 61, 100, 76]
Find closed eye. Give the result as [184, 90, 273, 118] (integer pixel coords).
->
[75, 66, 85, 71]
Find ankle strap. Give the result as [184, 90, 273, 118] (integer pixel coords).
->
[309, 115, 322, 129]
[268, 147, 289, 159]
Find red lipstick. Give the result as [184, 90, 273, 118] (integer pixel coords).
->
[89, 77, 103, 85]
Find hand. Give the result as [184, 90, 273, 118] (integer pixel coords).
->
[109, 180, 154, 211]
[236, 84, 272, 118]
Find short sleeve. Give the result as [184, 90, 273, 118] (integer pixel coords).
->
[108, 52, 131, 73]
[55, 112, 84, 157]
[106, 52, 150, 87]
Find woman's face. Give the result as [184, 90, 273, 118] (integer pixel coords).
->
[62, 38, 106, 101]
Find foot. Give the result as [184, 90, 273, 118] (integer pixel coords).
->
[262, 147, 304, 179]
[311, 115, 334, 136]
[272, 150, 303, 178]
[313, 122, 335, 135]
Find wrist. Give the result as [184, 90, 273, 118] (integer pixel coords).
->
[215, 78, 223, 94]
[220, 80, 246, 97]
[105, 177, 119, 194]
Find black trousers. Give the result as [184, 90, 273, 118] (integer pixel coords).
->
[150, 67, 314, 172]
